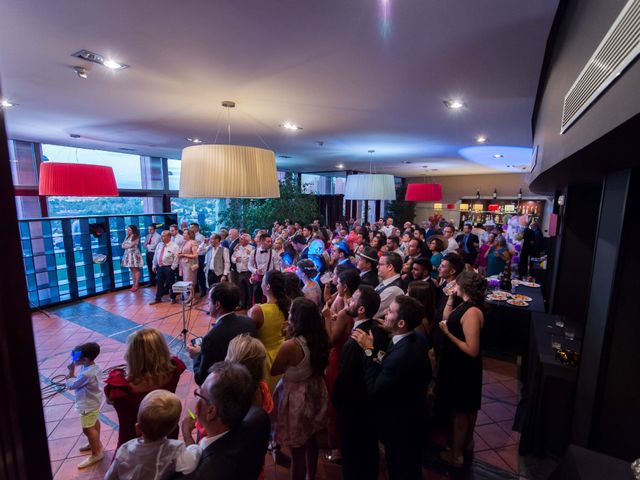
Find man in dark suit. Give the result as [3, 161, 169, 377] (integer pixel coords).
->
[180, 362, 270, 480]
[356, 246, 380, 288]
[352, 295, 431, 480]
[456, 223, 480, 265]
[186, 282, 256, 386]
[333, 286, 388, 480]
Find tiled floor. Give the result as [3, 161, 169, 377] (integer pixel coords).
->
[33, 288, 554, 479]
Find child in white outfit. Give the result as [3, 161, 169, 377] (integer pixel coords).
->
[65, 342, 104, 469]
[104, 389, 201, 480]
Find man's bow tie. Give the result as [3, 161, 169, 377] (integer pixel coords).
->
[260, 249, 269, 253]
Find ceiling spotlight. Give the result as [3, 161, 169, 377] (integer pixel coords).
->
[336, 164, 344, 169]
[493, 154, 504, 158]
[69, 133, 81, 138]
[278, 155, 292, 159]
[73, 66, 88, 79]
[401, 161, 412, 164]
[1, 99, 15, 108]
[71, 49, 129, 70]
[475, 136, 487, 143]
[186, 137, 203, 144]
[280, 122, 302, 131]
[443, 99, 465, 110]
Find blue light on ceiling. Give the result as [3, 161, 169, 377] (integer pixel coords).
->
[458, 145, 533, 168]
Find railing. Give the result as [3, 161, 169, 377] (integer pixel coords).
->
[19, 213, 178, 308]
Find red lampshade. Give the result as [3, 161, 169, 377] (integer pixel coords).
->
[446, 203, 455, 209]
[405, 183, 442, 202]
[39, 162, 118, 196]
[488, 204, 500, 212]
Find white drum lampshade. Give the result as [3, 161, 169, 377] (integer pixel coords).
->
[344, 174, 396, 200]
[179, 144, 280, 198]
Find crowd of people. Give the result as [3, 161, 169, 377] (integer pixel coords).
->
[64, 216, 543, 479]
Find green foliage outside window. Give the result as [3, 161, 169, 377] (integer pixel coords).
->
[218, 176, 319, 232]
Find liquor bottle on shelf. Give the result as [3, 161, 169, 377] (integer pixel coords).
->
[499, 262, 512, 291]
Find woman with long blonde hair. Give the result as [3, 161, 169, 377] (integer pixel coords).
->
[104, 328, 186, 447]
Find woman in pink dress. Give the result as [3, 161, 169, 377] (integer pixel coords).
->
[272, 297, 329, 480]
[178, 230, 199, 285]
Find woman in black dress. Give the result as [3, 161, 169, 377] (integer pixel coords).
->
[436, 270, 486, 467]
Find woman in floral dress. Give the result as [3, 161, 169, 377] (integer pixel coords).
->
[121, 225, 144, 292]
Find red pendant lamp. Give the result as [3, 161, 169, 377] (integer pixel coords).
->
[39, 162, 118, 196]
[405, 183, 442, 202]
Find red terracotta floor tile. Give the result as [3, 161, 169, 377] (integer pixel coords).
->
[49, 418, 84, 440]
[473, 432, 491, 452]
[43, 403, 72, 422]
[495, 444, 520, 474]
[474, 449, 515, 473]
[48, 436, 78, 461]
[50, 460, 63, 477]
[475, 423, 519, 449]
[482, 401, 515, 423]
[475, 409, 493, 426]
[482, 382, 515, 400]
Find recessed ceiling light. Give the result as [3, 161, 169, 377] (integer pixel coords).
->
[402, 161, 411, 164]
[119, 147, 136, 152]
[186, 137, 203, 144]
[280, 122, 302, 131]
[1, 99, 15, 108]
[278, 155, 292, 159]
[71, 49, 129, 70]
[73, 66, 88, 79]
[476, 136, 487, 143]
[493, 154, 504, 158]
[69, 133, 81, 138]
[443, 99, 465, 110]
[431, 168, 439, 171]
[336, 164, 344, 169]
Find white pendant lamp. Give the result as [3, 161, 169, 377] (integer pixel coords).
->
[344, 174, 396, 200]
[344, 149, 396, 201]
[179, 101, 280, 198]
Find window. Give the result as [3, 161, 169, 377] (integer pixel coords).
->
[301, 172, 346, 194]
[167, 159, 180, 190]
[47, 197, 146, 216]
[9, 140, 38, 186]
[15, 196, 42, 219]
[170, 197, 227, 233]
[41, 144, 143, 189]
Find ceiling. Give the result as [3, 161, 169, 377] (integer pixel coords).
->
[0, 0, 559, 176]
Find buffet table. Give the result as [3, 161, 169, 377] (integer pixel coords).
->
[518, 313, 582, 456]
[482, 284, 546, 356]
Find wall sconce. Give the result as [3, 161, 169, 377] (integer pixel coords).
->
[476, 190, 480, 199]
[492, 188, 498, 200]
[517, 188, 523, 200]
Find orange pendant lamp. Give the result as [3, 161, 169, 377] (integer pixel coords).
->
[39, 162, 118, 196]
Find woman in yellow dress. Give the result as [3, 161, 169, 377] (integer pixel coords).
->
[249, 270, 290, 393]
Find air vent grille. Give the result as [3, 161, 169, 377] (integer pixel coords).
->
[561, 0, 640, 133]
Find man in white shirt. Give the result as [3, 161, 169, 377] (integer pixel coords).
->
[443, 224, 459, 254]
[248, 233, 276, 304]
[374, 252, 405, 318]
[143, 225, 161, 287]
[381, 218, 395, 237]
[170, 224, 185, 248]
[231, 233, 255, 309]
[150, 230, 180, 305]
[190, 223, 208, 297]
[204, 233, 231, 288]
